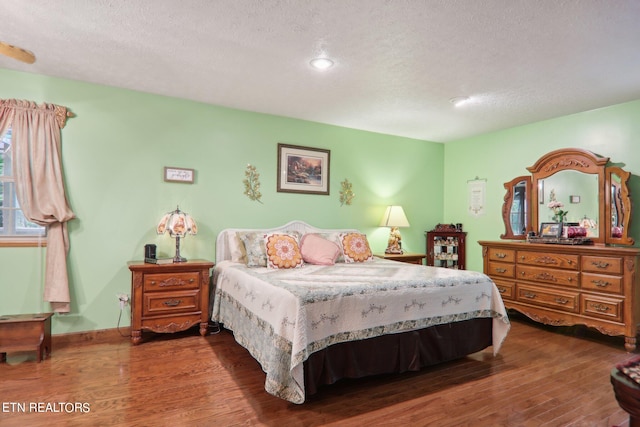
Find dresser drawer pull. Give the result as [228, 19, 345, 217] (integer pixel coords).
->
[163, 299, 182, 307]
[592, 280, 611, 288]
[523, 292, 537, 299]
[554, 297, 569, 305]
[150, 278, 195, 287]
[591, 261, 611, 269]
[496, 252, 507, 259]
[591, 303, 610, 312]
[495, 268, 508, 273]
[497, 287, 506, 293]
[534, 272, 557, 282]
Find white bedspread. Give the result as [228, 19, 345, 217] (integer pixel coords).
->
[212, 258, 510, 403]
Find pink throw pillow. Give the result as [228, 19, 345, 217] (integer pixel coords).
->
[300, 233, 340, 265]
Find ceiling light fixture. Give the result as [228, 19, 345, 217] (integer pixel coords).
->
[310, 57, 334, 71]
[450, 96, 471, 107]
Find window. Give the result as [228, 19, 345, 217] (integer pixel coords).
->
[0, 128, 46, 241]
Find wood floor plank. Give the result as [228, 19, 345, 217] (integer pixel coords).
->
[0, 313, 635, 426]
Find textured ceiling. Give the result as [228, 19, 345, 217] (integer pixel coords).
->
[1, 0, 640, 142]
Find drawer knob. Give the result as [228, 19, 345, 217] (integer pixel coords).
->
[591, 261, 610, 269]
[495, 268, 507, 273]
[163, 299, 182, 307]
[523, 292, 536, 299]
[496, 253, 507, 259]
[555, 297, 569, 305]
[497, 287, 506, 293]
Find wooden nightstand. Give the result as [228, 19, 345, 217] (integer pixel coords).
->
[375, 253, 427, 265]
[128, 259, 214, 345]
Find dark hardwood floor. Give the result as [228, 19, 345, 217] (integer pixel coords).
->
[0, 313, 635, 426]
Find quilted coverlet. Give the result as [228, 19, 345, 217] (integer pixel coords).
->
[212, 258, 510, 403]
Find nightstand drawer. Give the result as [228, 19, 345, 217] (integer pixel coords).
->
[143, 290, 200, 316]
[143, 272, 200, 292]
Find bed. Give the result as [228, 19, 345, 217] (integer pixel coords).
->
[211, 221, 510, 404]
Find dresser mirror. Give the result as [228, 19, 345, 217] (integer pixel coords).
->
[500, 176, 531, 239]
[501, 148, 634, 245]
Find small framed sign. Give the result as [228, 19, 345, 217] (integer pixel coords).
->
[164, 167, 195, 183]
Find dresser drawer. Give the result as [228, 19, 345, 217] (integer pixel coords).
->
[488, 248, 515, 263]
[143, 272, 200, 292]
[581, 294, 623, 322]
[517, 265, 579, 288]
[517, 251, 579, 270]
[488, 262, 515, 278]
[581, 273, 623, 294]
[517, 284, 579, 313]
[492, 279, 514, 300]
[143, 290, 200, 316]
[582, 256, 623, 274]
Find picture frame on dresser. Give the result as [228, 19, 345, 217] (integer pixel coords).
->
[539, 222, 562, 238]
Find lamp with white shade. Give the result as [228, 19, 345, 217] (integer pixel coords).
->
[157, 206, 198, 262]
[380, 205, 410, 254]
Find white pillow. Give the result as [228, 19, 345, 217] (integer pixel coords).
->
[228, 232, 247, 263]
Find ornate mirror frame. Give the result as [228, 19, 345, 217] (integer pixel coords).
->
[500, 176, 532, 239]
[501, 148, 634, 245]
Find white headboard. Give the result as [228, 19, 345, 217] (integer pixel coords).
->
[215, 220, 360, 264]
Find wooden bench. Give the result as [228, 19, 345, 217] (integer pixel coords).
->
[0, 313, 54, 363]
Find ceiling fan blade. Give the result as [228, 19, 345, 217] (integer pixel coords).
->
[0, 41, 36, 64]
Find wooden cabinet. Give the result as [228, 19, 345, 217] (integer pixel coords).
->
[479, 241, 640, 351]
[426, 226, 466, 270]
[128, 260, 214, 345]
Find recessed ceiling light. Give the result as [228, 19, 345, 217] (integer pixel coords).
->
[450, 96, 471, 107]
[310, 57, 334, 71]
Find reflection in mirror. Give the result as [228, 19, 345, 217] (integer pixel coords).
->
[539, 171, 599, 238]
[510, 181, 527, 236]
[611, 173, 622, 235]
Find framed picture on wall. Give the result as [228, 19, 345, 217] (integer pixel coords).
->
[277, 143, 330, 195]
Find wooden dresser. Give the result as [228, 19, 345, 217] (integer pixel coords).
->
[479, 241, 640, 351]
[128, 260, 214, 345]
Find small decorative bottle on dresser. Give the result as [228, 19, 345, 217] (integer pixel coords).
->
[128, 259, 214, 345]
[426, 224, 466, 270]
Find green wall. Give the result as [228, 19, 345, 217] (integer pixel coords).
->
[444, 100, 640, 271]
[4, 66, 639, 336]
[0, 69, 444, 334]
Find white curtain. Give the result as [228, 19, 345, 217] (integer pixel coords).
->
[0, 99, 75, 313]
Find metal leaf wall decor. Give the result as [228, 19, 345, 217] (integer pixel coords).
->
[339, 179, 355, 206]
[243, 164, 263, 203]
